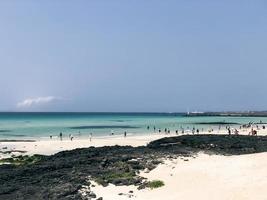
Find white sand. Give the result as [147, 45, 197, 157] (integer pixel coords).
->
[90, 152, 267, 200]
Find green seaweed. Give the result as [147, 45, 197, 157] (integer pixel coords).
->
[0, 155, 43, 166]
[95, 171, 136, 185]
[147, 180, 165, 189]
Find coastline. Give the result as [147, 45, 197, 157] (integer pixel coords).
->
[1, 127, 267, 158]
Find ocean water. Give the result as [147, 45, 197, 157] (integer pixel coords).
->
[0, 112, 266, 140]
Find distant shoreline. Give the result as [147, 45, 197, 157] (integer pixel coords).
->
[186, 111, 267, 117]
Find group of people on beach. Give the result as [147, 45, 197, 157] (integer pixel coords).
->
[150, 125, 201, 135]
[50, 132, 75, 141]
[227, 127, 239, 135]
[51, 129, 127, 141]
[49, 120, 265, 141]
[226, 121, 266, 136]
[110, 130, 127, 137]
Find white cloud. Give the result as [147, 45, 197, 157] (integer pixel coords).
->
[17, 96, 61, 108]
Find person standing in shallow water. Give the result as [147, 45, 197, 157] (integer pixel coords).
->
[124, 131, 127, 138]
[228, 128, 231, 135]
[89, 133, 92, 142]
[59, 132, 63, 141]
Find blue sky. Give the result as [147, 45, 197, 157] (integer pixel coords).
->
[0, 1, 267, 112]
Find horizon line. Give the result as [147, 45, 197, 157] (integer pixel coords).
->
[0, 111, 267, 114]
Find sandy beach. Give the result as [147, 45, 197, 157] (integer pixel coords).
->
[90, 152, 267, 200]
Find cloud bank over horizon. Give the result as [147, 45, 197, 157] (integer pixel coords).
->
[17, 96, 62, 109]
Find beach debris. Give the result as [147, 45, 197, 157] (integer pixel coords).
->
[118, 192, 135, 198]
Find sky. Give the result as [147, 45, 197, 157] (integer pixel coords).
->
[0, 0, 267, 112]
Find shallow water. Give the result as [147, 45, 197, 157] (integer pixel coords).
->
[0, 112, 266, 139]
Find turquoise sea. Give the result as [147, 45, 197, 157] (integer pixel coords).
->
[0, 112, 266, 140]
